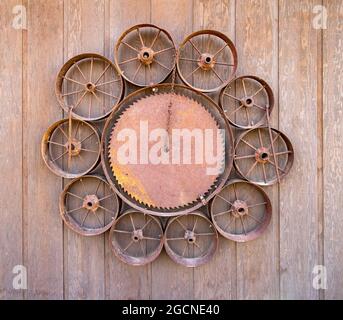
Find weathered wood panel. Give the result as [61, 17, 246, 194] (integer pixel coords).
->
[63, 0, 106, 300]
[279, 0, 320, 299]
[235, 0, 279, 300]
[25, 0, 64, 299]
[0, 0, 23, 300]
[323, 0, 343, 300]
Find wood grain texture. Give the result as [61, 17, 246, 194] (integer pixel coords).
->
[25, 0, 64, 299]
[279, 0, 320, 299]
[235, 0, 279, 299]
[105, 0, 151, 300]
[192, 0, 237, 300]
[149, 0, 194, 300]
[63, 0, 106, 300]
[323, 0, 343, 300]
[0, 0, 23, 299]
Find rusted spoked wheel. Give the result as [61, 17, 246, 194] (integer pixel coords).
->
[109, 210, 163, 266]
[41, 119, 100, 178]
[56, 53, 124, 121]
[115, 24, 176, 87]
[219, 75, 274, 129]
[60, 175, 120, 236]
[177, 30, 237, 93]
[164, 212, 218, 267]
[234, 127, 294, 186]
[210, 180, 272, 242]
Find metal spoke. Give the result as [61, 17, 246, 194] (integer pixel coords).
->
[179, 57, 199, 63]
[132, 63, 142, 81]
[192, 217, 198, 232]
[176, 218, 187, 231]
[89, 57, 94, 82]
[154, 59, 172, 71]
[66, 206, 83, 214]
[247, 202, 267, 209]
[232, 184, 238, 201]
[121, 41, 140, 53]
[62, 76, 85, 86]
[73, 91, 88, 110]
[74, 62, 87, 82]
[228, 104, 244, 117]
[81, 210, 90, 227]
[80, 131, 95, 144]
[62, 89, 84, 97]
[216, 194, 233, 206]
[155, 46, 174, 55]
[94, 211, 103, 227]
[247, 214, 264, 225]
[193, 241, 201, 249]
[253, 103, 266, 111]
[119, 56, 138, 65]
[141, 218, 152, 231]
[94, 63, 111, 85]
[67, 192, 83, 201]
[223, 216, 234, 231]
[185, 66, 200, 79]
[211, 67, 224, 83]
[267, 133, 281, 150]
[129, 214, 136, 231]
[98, 205, 115, 215]
[96, 88, 118, 100]
[195, 232, 215, 236]
[181, 242, 188, 257]
[213, 44, 227, 58]
[48, 140, 65, 147]
[240, 216, 247, 235]
[74, 121, 81, 139]
[267, 159, 286, 173]
[137, 28, 145, 47]
[258, 129, 264, 147]
[242, 78, 248, 96]
[113, 229, 132, 234]
[246, 160, 258, 176]
[245, 107, 251, 126]
[79, 178, 87, 196]
[96, 79, 121, 87]
[213, 209, 233, 217]
[123, 240, 134, 253]
[98, 193, 115, 202]
[139, 241, 145, 256]
[58, 126, 69, 140]
[167, 237, 185, 241]
[80, 148, 98, 153]
[251, 85, 266, 98]
[274, 150, 292, 156]
[150, 29, 161, 49]
[52, 150, 68, 163]
[224, 92, 241, 102]
[240, 138, 258, 151]
[214, 61, 234, 67]
[188, 39, 202, 55]
[142, 236, 161, 241]
[234, 154, 255, 160]
[262, 163, 268, 183]
[94, 179, 102, 196]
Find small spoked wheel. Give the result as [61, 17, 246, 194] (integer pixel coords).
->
[59, 175, 120, 236]
[41, 119, 100, 178]
[115, 24, 176, 87]
[109, 210, 163, 266]
[164, 212, 218, 267]
[177, 30, 238, 92]
[234, 127, 294, 185]
[55, 53, 124, 121]
[220, 75, 274, 128]
[210, 180, 272, 242]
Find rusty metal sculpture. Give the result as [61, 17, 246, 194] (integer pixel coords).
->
[41, 24, 295, 268]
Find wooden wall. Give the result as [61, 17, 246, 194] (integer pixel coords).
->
[0, 0, 342, 300]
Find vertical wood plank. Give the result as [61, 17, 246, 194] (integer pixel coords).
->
[235, 0, 279, 299]
[150, 0, 194, 300]
[192, 0, 237, 300]
[63, 0, 106, 300]
[105, 0, 151, 300]
[323, 0, 343, 300]
[26, 0, 64, 299]
[279, 0, 320, 299]
[0, 0, 23, 299]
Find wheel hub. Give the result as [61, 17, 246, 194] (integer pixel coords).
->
[232, 199, 248, 218]
[132, 229, 143, 242]
[64, 138, 82, 156]
[255, 147, 270, 163]
[242, 97, 254, 107]
[184, 230, 196, 244]
[138, 47, 155, 65]
[198, 53, 215, 70]
[82, 194, 99, 212]
[85, 82, 96, 92]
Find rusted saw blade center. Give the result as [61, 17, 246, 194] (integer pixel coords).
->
[109, 93, 225, 209]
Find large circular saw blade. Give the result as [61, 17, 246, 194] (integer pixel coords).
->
[109, 93, 225, 209]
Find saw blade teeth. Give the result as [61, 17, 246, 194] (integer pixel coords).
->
[108, 92, 227, 211]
